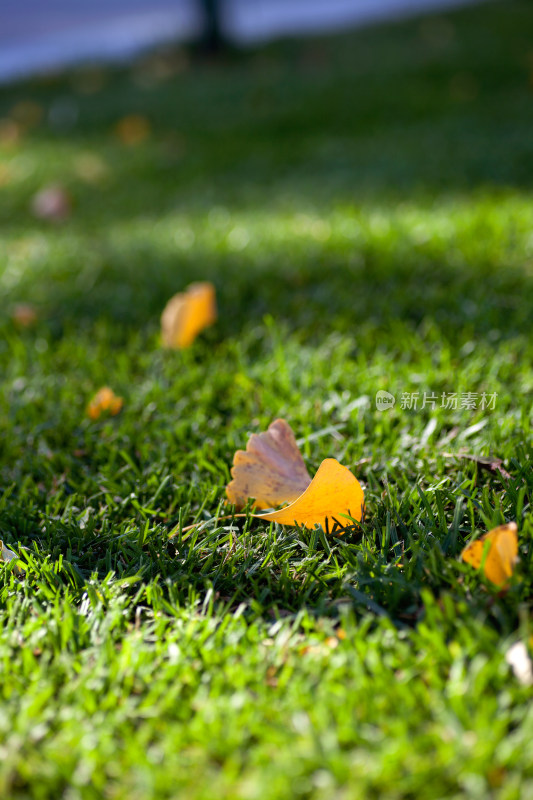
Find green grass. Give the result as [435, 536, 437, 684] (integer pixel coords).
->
[1, 1, 533, 797]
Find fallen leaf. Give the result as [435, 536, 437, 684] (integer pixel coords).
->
[461, 522, 518, 587]
[161, 282, 216, 348]
[226, 419, 364, 531]
[227, 418, 311, 510]
[174, 424, 364, 539]
[1, 541, 23, 574]
[114, 114, 150, 146]
[505, 641, 533, 687]
[31, 185, 71, 221]
[11, 303, 37, 328]
[442, 452, 511, 481]
[257, 458, 364, 531]
[87, 387, 123, 420]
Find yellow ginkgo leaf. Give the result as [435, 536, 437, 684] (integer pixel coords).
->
[87, 387, 123, 420]
[461, 521, 518, 587]
[161, 282, 217, 349]
[257, 458, 364, 531]
[227, 418, 311, 510]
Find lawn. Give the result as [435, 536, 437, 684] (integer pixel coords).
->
[1, 1, 533, 797]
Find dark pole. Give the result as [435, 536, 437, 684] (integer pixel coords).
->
[199, 0, 225, 53]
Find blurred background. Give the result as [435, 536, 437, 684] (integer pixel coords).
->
[1, 0, 484, 82]
[1, 0, 531, 345]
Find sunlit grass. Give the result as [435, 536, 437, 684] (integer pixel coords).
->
[1, 1, 533, 797]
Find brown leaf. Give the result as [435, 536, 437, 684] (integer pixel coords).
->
[226, 419, 311, 510]
[443, 452, 511, 481]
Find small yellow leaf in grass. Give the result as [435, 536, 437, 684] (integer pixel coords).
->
[461, 522, 518, 588]
[87, 387, 123, 420]
[226, 420, 364, 531]
[161, 282, 216, 348]
[114, 114, 150, 146]
[227, 418, 311, 510]
[1, 541, 23, 574]
[11, 303, 37, 328]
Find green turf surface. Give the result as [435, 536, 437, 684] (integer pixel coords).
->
[1, 1, 533, 797]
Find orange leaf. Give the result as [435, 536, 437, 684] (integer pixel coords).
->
[257, 458, 364, 531]
[226, 418, 311, 510]
[161, 282, 216, 349]
[87, 387, 123, 420]
[461, 522, 518, 587]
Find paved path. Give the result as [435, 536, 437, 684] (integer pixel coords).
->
[0, 0, 486, 83]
